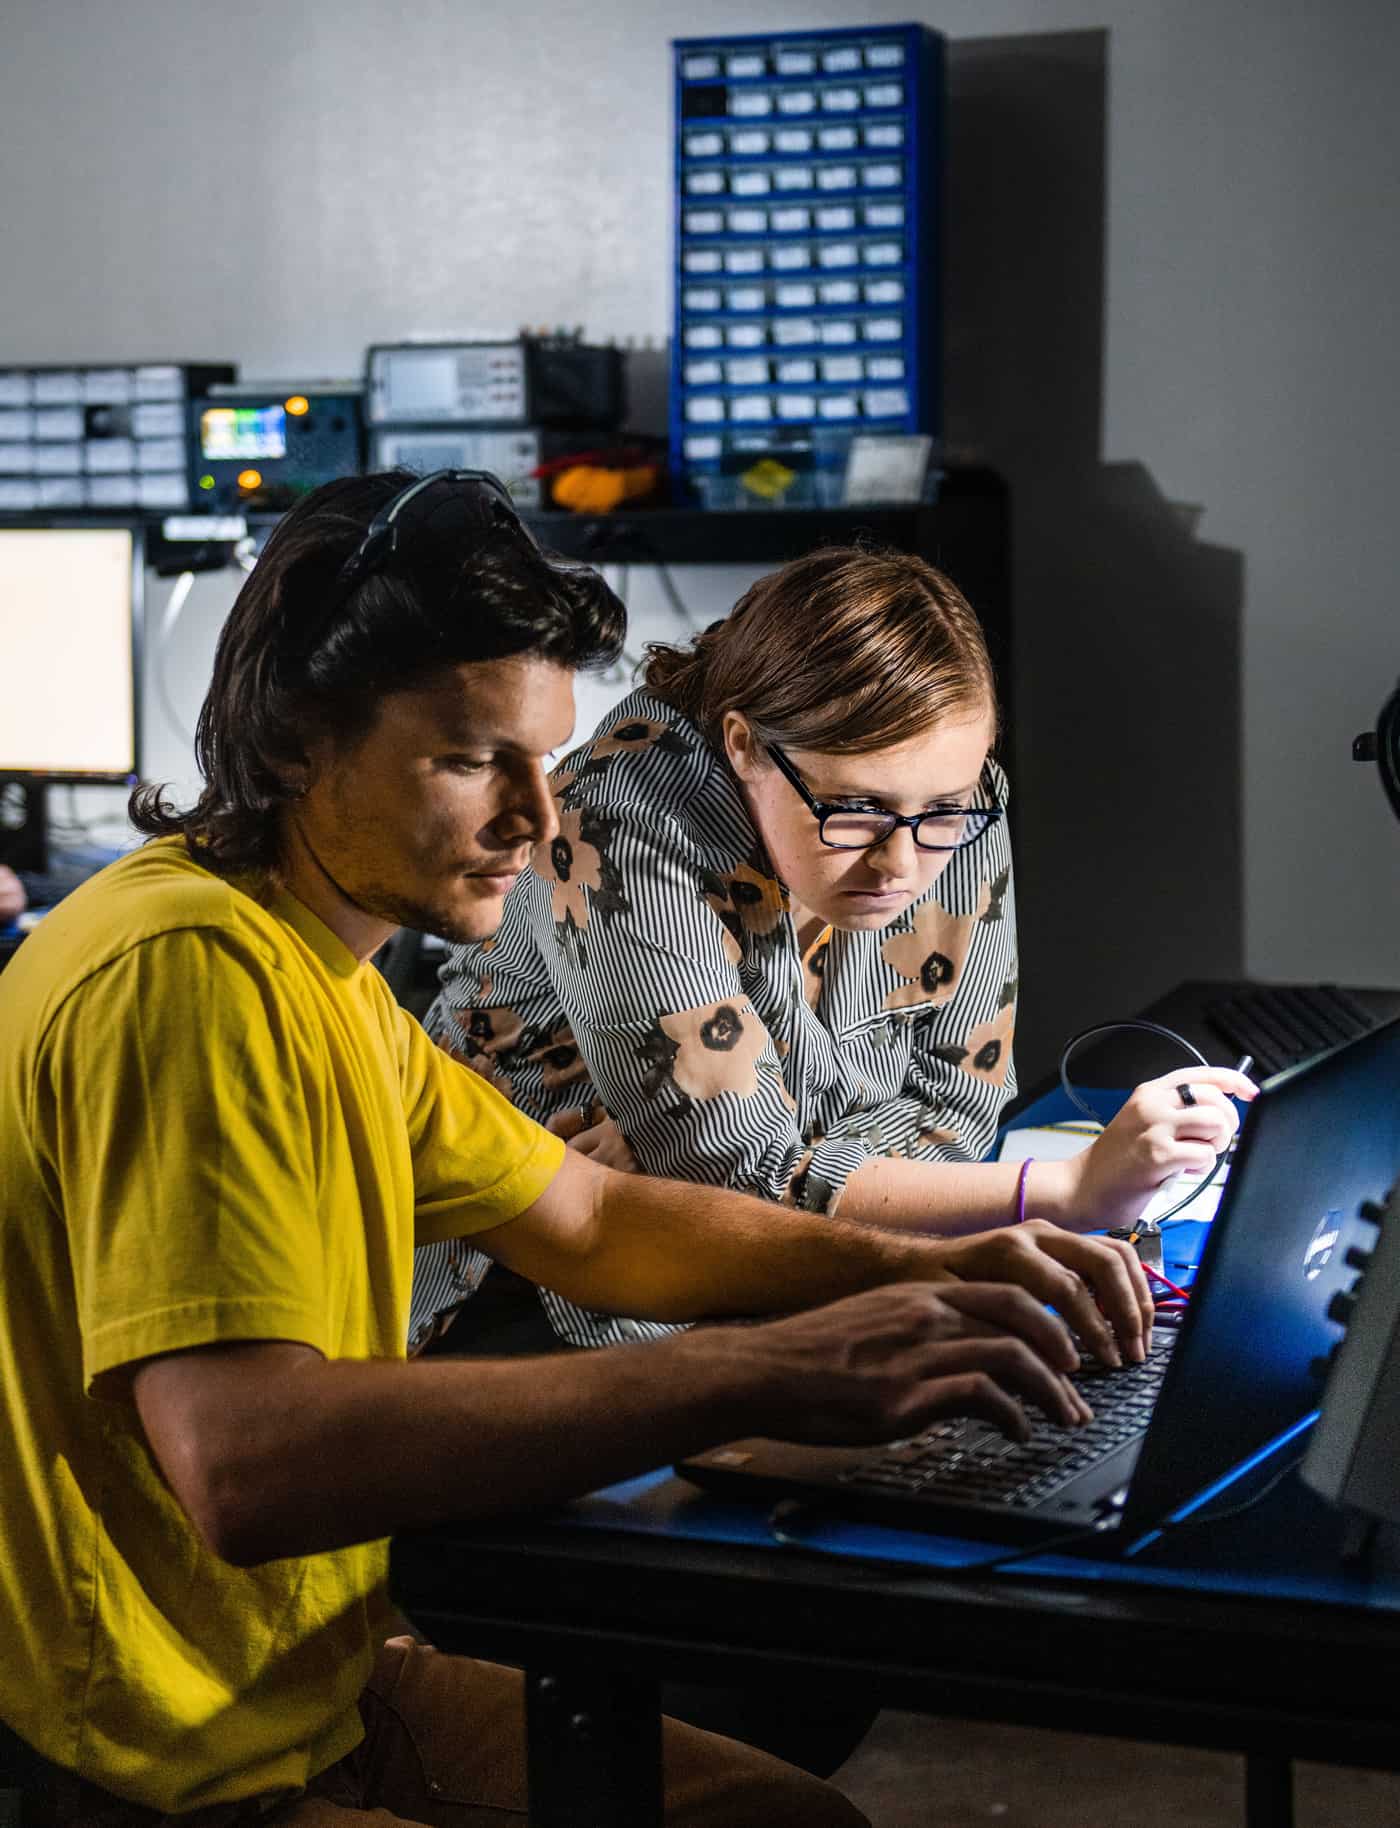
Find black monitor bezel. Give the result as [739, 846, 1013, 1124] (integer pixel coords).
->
[0, 516, 145, 787]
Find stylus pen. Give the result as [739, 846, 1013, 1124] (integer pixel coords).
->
[1234, 1053, 1255, 1080]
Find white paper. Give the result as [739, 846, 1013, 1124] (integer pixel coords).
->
[841, 432, 931, 505]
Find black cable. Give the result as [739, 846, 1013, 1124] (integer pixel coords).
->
[1057, 1018, 1210, 1124]
[597, 524, 700, 631]
[1057, 1017, 1232, 1226]
[1151, 1454, 1305, 1539]
[653, 554, 699, 629]
[595, 561, 644, 683]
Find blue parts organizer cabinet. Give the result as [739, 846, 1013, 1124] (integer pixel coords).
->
[671, 24, 943, 508]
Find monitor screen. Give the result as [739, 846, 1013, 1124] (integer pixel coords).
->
[200, 405, 287, 461]
[0, 525, 141, 780]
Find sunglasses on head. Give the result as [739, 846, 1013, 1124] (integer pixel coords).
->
[291, 469, 531, 664]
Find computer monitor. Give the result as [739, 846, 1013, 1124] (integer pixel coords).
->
[0, 522, 144, 874]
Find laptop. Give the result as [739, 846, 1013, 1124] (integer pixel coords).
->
[678, 1015, 1400, 1551]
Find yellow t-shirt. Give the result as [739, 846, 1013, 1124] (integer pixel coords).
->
[0, 837, 565, 1811]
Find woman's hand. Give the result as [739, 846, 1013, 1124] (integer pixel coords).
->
[547, 1107, 640, 1173]
[1054, 1066, 1258, 1236]
[928, 1225, 1154, 1366]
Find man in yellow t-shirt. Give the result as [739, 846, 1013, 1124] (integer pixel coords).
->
[0, 471, 1155, 1828]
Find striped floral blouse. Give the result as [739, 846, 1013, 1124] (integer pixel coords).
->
[412, 686, 1019, 1351]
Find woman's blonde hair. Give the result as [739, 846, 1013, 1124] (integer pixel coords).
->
[643, 545, 996, 754]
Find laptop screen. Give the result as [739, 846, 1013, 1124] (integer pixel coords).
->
[1123, 1017, 1400, 1533]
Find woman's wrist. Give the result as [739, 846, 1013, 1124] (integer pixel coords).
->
[1022, 1156, 1081, 1229]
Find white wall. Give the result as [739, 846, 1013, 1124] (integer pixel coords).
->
[4, 0, 1397, 1068]
[134, 560, 753, 817]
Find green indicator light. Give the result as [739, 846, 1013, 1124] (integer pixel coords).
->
[199, 474, 216, 491]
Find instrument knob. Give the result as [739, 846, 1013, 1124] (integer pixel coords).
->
[1327, 1290, 1358, 1328]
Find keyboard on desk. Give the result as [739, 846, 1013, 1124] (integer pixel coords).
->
[842, 1332, 1175, 1518]
[1205, 983, 1379, 1082]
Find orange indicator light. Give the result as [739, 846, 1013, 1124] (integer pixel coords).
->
[237, 469, 263, 491]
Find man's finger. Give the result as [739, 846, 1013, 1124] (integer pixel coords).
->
[1096, 1233, 1156, 1338]
[990, 1233, 1130, 1366]
[905, 1369, 1032, 1443]
[546, 1108, 589, 1140]
[930, 1281, 1080, 1373]
[1030, 1226, 1155, 1361]
[909, 1337, 1087, 1428]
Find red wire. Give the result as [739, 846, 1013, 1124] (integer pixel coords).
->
[1145, 1263, 1192, 1302]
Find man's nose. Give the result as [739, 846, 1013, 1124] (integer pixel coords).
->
[496, 763, 559, 849]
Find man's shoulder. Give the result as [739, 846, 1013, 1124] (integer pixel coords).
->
[67, 836, 275, 945]
[2, 837, 286, 1022]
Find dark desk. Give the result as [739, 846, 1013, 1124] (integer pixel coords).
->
[392, 1456, 1400, 1828]
[392, 980, 1400, 1828]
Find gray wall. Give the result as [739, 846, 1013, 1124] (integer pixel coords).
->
[4, 0, 1397, 1074]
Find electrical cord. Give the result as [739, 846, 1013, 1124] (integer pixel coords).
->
[653, 553, 700, 629]
[44, 785, 135, 844]
[1057, 1018, 1241, 1227]
[600, 524, 700, 631]
[594, 561, 645, 686]
[1159, 1454, 1306, 1534]
[154, 569, 198, 749]
[1119, 1451, 1312, 1561]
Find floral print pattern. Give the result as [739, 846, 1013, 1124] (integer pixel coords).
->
[526, 1025, 590, 1090]
[656, 997, 770, 1102]
[926, 976, 1017, 1086]
[536, 809, 603, 929]
[460, 1005, 524, 1062]
[701, 862, 789, 964]
[880, 869, 1006, 1013]
[591, 717, 690, 760]
[413, 687, 1020, 1354]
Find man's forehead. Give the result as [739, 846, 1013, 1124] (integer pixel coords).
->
[407, 658, 574, 745]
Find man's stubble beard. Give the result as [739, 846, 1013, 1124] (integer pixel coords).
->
[354, 880, 499, 950]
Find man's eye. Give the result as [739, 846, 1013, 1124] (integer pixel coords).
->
[441, 756, 491, 774]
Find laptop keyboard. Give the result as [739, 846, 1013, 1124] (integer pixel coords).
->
[839, 1334, 1177, 1512]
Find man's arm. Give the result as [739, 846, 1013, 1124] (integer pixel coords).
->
[475, 1145, 1153, 1366]
[132, 1280, 1091, 1566]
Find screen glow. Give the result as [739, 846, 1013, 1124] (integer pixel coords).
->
[201, 405, 287, 461]
[0, 528, 137, 776]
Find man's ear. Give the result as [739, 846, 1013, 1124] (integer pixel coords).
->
[274, 693, 347, 797]
[266, 726, 315, 799]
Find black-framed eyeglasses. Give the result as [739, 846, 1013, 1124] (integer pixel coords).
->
[765, 741, 1003, 852]
[294, 468, 529, 661]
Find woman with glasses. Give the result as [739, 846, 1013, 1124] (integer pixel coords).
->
[413, 544, 1247, 1357]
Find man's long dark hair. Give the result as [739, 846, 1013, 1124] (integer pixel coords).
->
[131, 472, 625, 876]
